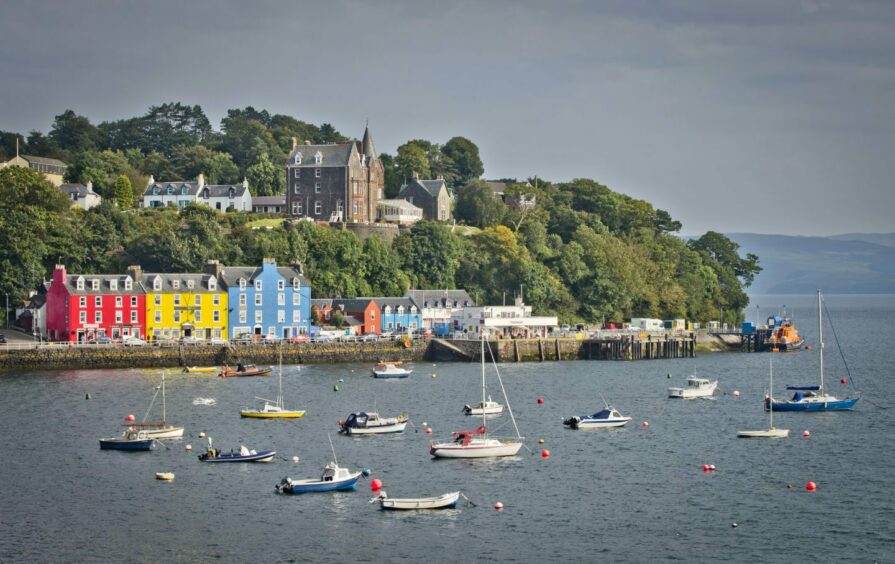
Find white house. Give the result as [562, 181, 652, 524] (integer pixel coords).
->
[142, 173, 252, 211]
[406, 290, 475, 336]
[450, 298, 557, 338]
[59, 181, 102, 210]
[376, 199, 423, 224]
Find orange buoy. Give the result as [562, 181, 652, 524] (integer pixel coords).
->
[538, 438, 545, 445]
[806, 481, 817, 491]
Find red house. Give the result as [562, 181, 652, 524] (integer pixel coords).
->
[331, 298, 380, 335]
[46, 265, 147, 342]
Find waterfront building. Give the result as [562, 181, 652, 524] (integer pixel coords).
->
[1, 154, 67, 186]
[45, 265, 146, 342]
[331, 298, 380, 335]
[405, 289, 475, 336]
[137, 266, 228, 342]
[398, 176, 453, 221]
[375, 297, 422, 334]
[141, 173, 252, 211]
[450, 297, 557, 338]
[311, 299, 333, 325]
[285, 127, 384, 223]
[219, 258, 310, 340]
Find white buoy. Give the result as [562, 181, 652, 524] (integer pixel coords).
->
[292, 456, 300, 463]
[732, 390, 740, 397]
[185, 444, 193, 451]
[199, 432, 206, 438]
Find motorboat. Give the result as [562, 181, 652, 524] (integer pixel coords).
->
[767, 291, 860, 412]
[340, 412, 408, 435]
[100, 428, 155, 451]
[563, 404, 632, 429]
[668, 376, 718, 399]
[240, 353, 306, 418]
[276, 463, 362, 494]
[371, 364, 412, 379]
[198, 441, 275, 463]
[738, 358, 789, 438]
[372, 491, 461, 510]
[219, 364, 272, 378]
[463, 396, 504, 416]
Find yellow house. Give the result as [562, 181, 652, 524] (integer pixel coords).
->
[141, 271, 228, 341]
[1, 154, 68, 186]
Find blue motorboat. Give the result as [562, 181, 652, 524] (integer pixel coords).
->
[99, 428, 155, 451]
[198, 443, 276, 463]
[767, 291, 859, 412]
[276, 462, 362, 494]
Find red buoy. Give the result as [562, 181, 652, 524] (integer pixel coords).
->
[537, 397, 545, 405]
[371, 479, 382, 491]
[806, 481, 817, 491]
[642, 421, 649, 427]
[425, 428, 432, 434]
[802, 430, 810, 438]
[703, 464, 710, 472]
[541, 449, 550, 458]
[840, 377, 847, 384]
[494, 501, 504, 511]
[125, 414, 136, 422]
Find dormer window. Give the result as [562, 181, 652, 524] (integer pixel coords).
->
[124, 277, 132, 291]
[292, 278, 300, 289]
[153, 277, 162, 291]
[208, 277, 216, 291]
[187, 280, 194, 289]
[397, 306, 405, 315]
[76, 276, 85, 291]
[202, 188, 210, 198]
[91, 279, 99, 291]
[166, 186, 174, 195]
[424, 301, 430, 308]
[294, 153, 302, 165]
[153, 187, 160, 195]
[228, 188, 235, 199]
[180, 186, 188, 195]
[239, 278, 246, 290]
[109, 279, 118, 291]
[314, 152, 322, 164]
[410, 306, 417, 314]
[172, 280, 180, 289]
[384, 305, 392, 315]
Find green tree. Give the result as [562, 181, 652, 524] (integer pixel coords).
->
[331, 309, 345, 328]
[379, 153, 402, 198]
[49, 110, 101, 154]
[112, 175, 134, 209]
[363, 236, 409, 296]
[395, 143, 430, 182]
[454, 180, 507, 228]
[441, 136, 484, 185]
[245, 153, 281, 196]
[393, 221, 463, 289]
[171, 145, 239, 184]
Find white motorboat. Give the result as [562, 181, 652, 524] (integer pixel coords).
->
[463, 396, 504, 416]
[563, 405, 632, 429]
[372, 491, 461, 510]
[429, 335, 523, 459]
[372, 364, 413, 379]
[340, 412, 408, 435]
[738, 358, 789, 439]
[668, 376, 718, 399]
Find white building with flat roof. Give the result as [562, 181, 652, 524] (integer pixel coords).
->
[450, 299, 557, 338]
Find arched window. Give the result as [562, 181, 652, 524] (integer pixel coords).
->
[166, 186, 174, 195]
[294, 153, 302, 165]
[314, 152, 322, 164]
[153, 187, 160, 195]
[153, 277, 162, 291]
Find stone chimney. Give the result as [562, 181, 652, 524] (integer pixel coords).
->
[86, 180, 93, 191]
[291, 137, 298, 149]
[197, 173, 205, 189]
[242, 177, 249, 189]
[147, 175, 155, 188]
[53, 265, 67, 286]
[127, 265, 142, 281]
[304, 140, 311, 145]
[205, 259, 223, 277]
[412, 171, 420, 180]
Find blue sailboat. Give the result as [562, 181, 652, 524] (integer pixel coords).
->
[766, 291, 859, 412]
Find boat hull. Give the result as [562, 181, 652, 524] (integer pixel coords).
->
[569, 418, 631, 429]
[737, 429, 790, 438]
[198, 450, 276, 462]
[279, 474, 361, 494]
[768, 339, 804, 352]
[100, 438, 154, 451]
[140, 426, 185, 439]
[372, 371, 411, 379]
[343, 422, 407, 435]
[429, 439, 523, 458]
[668, 379, 718, 399]
[240, 410, 306, 419]
[766, 397, 859, 412]
[220, 369, 271, 378]
[379, 492, 461, 510]
[463, 405, 503, 416]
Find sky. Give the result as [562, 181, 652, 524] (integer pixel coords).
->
[1, 0, 893, 236]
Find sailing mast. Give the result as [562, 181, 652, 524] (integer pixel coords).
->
[481, 331, 487, 433]
[161, 372, 167, 424]
[818, 290, 825, 395]
[769, 358, 774, 429]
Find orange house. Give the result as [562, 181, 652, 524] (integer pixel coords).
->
[332, 298, 380, 334]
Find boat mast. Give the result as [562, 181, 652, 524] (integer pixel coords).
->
[818, 290, 825, 394]
[277, 349, 284, 407]
[481, 330, 487, 432]
[768, 358, 773, 429]
[161, 372, 167, 424]
[328, 433, 338, 465]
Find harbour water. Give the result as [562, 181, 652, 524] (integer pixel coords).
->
[1, 294, 893, 562]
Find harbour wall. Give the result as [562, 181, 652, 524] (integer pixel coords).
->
[0, 335, 696, 372]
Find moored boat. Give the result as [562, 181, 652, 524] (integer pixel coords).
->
[183, 366, 219, 373]
[463, 396, 504, 416]
[276, 462, 363, 494]
[198, 441, 275, 462]
[100, 428, 155, 451]
[240, 353, 306, 418]
[371, 364, 412, 379]
[765, 314, 804, 352]
[668, 376, 718, 399]
[124, 373, 184, 439]
[372, 491, 461, 510]
[738, 358, 789, 438]
[563, 402, 632, 429]
[219, 363, 272, 378]
[339, 412, 408, 435]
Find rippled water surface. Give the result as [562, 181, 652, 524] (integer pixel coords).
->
[1, 295, 893, 562]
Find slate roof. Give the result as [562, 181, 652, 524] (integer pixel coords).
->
[311, 299, 333, 308]
[197, 185, 249, 198]
[370, 297, 417, 311]
[332, 298, 378, 312]
[399, 178, 448, 199]
[253, 196, 286, 206]
[65, 274, 146, 295]
[60, 183, 99, 196]
[19, 154, 67, 168]
[141, 273, 221, 293]
[216, 265, 307, 288]
[286, 143, 355, 168]
[144, 181, 249, 198]
[406, 289, 475, 308]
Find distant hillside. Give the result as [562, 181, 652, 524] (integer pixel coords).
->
[725, 233, 895, 294]
[829, 232, 895, 248]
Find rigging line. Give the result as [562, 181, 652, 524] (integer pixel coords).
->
[486, 339, 523, 440]
[822, 300, 857, 390]
[142, 383, 161, 422]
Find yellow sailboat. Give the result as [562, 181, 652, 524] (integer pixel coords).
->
[239, 353, 305, 419]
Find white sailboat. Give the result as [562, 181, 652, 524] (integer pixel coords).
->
[126, 373, 184, 439]
[240, 351, 306, 419]
[738, 358, 789, 439]
[429, 334, 523, 458]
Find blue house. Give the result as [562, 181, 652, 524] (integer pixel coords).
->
[375, 297, 422, 334]
[219, 258, 311, 340]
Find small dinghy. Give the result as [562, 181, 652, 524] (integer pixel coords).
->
[372, 491, 461, 510]
[371, 364, 412, 379]
[155, 472, 175, 481]
[564, 399, 632, 429]
[339, 412, 408, 435]
[100, 428, 155, 451]
[219, 364, 272, 378]
[738, 358, 789, 439]
[463, 396, 503, 416]
[198, 439, 275, 463]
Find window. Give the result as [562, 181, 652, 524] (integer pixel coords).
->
[410, 306, 417, 314]
[131, 296, 137, 307]
[294, 154, 302, 165]
[239, 311, 247, 323]
[371, 310, 376, 320]
[172, 280, 180, 289]
[116, 296, 123, 308]
[173, 295, 181, 306]
[174, 311, 180, 323]
[153, 278, 162, 291]
[336, 200, 343, 214]
[315, 168, 321, 178]
[352, 181, 358, 195]
[255, 294, 262, 306]
[79, 297, 86, 308]
[293, 293, 299, 306]
[292, 278, 300, 290]
[195, 310, 201, 323]
[94, 311, 102, 323]
[239, 294, 247, 306]
[314, 201, 322, 215]
[187, 279, 194, 289]
[172, 329, 180, 339]
[213, 310, 220, 323]
[79, 311, 86, 323]
[110, 279, 118, 291]
[293, 184, 300, 195]
[378, 189, 383, 199]
[131, 311, 138, 323]
[277, 280, 284, 291]
[154, 295, 161, 306]
[278, 293, 285, 306]
[294, 168, 300, 177]
[293, 310, 300, 323]
[255, 310, 263, 323]
[155, 311, 161, 323]
[91, 279, 99, 290]
[213, 294, 220, 306]
[115, 311, 122, 324]
[95, 296, 102, 307]
[296, 201, 303, 215]
[384, 306, 391, 315]
[397, 306, 404, 315]
[239, 278, 246, 290]
[278, 310, 285, 323]
[315, 182, 321, 193]
[194, 294, 201, 307]
[352, 201, 358, 216]
[314, 152, 322, 164]
[255, 280, 262, 292]
[76, 277, 85, 290]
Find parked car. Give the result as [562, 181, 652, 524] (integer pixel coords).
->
[0, 334, 6, 344]
[89, 336, 113, 345]
[287, 335, 310, 343]
[122, 336, 146, 346]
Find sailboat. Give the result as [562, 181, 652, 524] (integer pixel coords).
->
[240, 352, 306, 419]
[429, 334, 523, 458]
[738, 358, 789, 438]
[124, 373, 184, 439]
[766, 290, 860, 412]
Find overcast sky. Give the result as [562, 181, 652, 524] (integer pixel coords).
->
[2, 0, 893, 236]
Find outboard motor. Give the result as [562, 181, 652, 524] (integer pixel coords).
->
[563, 416, 580, 427]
